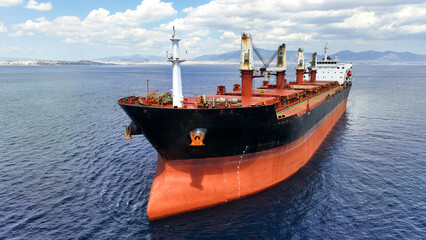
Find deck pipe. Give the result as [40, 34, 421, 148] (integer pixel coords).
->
[276, 71, 286, 89]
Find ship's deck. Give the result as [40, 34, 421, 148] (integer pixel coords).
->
[118, 81, 345, 117]
[276, 85, 344, 118]
[227, 88, 304, 98]
[182, 95, 276, 108]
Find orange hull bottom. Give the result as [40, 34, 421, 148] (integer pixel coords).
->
[147, 99, 348, 220]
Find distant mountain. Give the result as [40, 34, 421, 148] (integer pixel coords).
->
[193, 49, 301, 64]
[193, 49, 426, 64]
[3, 49, 424, 65]
[0, 57, 37, 61]
[193, 50, 240, 61]
[96, 54, 164, 62]
[331, 50, 426, 62]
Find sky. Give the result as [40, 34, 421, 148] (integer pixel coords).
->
[0, 0, 425, 60]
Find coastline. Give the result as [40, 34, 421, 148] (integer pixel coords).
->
[0, 60, 240, 66]
[1, 59, 425, 66]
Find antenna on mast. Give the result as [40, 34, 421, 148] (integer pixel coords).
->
[172, 26, 175, 39]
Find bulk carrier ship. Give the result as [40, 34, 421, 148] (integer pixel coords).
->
[118, 32, 352, 220]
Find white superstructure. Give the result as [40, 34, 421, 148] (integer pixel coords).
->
[304, 42, 352, 85]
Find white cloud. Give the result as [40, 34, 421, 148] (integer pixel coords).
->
[0, 0, 22, 7]
[220, 31, 237, 40]
[8, 0, 177, 59]
[9, 46, 21, 50]
[158, 0, 426, 53]
[25, 0, 52, 11]
[187, 29, 210, 37]
[0, 22, 7, 32]
[8, 30, 34, 37]
[85, 0, 176, 26]
[16, 17, 50, 32]
[331, 11, 378, 29]
[7, 0, 426, 57]
[12, 0, 176, 38]
[399, 24, 426, 34]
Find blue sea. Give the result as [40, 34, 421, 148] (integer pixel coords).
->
[0, 64, 425, 239]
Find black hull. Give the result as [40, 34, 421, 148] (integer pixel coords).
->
[119, 86, 351, 160]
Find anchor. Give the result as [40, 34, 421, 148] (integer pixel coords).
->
[124, 126, 132, 139]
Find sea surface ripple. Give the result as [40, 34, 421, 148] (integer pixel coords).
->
[0, 64, 425, 239]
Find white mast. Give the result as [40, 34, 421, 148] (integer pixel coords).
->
[169, 27, 186, 108]
[324, 42, 329, 60]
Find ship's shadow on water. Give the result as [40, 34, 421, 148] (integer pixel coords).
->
[146, 112, 350, 239]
